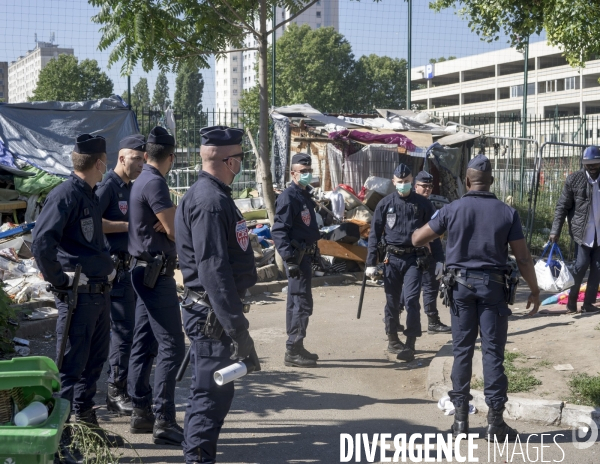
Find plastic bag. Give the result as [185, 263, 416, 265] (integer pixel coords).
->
[534, 243, 574, 292]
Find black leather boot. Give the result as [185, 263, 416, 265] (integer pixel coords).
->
[284, 344, 317, 367]
[298, 340, 319, 360]
[387, 332, 405, 354]
[54, 426, 83, 464]
[106, 380, 133, 416]
[451, 402, 469, 437]
[396, 336, 416, 362]
[130, 406, 156, 434]
[427, 315, 452, 334]
[486, 407, 519, 442]
[153, 416, 184, 446]
[75, 408, 124, 447]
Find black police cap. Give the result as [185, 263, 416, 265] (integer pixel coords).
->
[394, 163, 412, 179]
[119, 134, 146, 152]
[200, 125, 244, 147]
[291, 153, 311, 166]
[467, 153, 492, 172]
[74, 134, 106, 155]
[147, 126, 175, 146]
[415, 170, 433, 183]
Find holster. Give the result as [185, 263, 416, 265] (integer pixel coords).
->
[505, 269, 520, 305]
[143, 254, 164, 288]
[416, 247, 432, 271]
[377, 238, 387, 263]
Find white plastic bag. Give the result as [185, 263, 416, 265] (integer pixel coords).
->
[534, 243, 574, 292]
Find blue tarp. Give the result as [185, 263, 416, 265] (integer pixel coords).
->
[0, 96, 138, 176]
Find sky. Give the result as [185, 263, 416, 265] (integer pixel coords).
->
[1, 0, 545, 109]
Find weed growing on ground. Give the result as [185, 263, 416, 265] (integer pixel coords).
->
[470, 351, 541, 393]
[567, 373, 600, 407]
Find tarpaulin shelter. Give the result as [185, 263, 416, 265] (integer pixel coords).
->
[0, 96, 138, 176]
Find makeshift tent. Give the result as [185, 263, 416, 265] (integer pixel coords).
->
[0, 96, 138, 176]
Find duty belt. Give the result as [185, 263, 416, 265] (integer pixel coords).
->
[112, 252, 132, 270]
[456, 269, 505, 285]
[133, 257, 177, 276]
[77, 283, 111, 294]
[183, 287, 211, 308]
[387, 245, 423, 256]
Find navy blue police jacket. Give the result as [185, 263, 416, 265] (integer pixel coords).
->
[32, 173, 113, 288]
[175, 171, 257, 337]
[96, 169, 131, 255]
[271, 182, 321, 262]
[428, 190, 524, 271]
[128, 164, 176, 259]
[367, 190, 443, 266]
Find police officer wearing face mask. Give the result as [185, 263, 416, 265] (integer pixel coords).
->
[366, 163, 443, 362]
[398, 170, 450, 334]
[412, 154, 540, 442]
[272, 153, 321, 367]
[175, 125, 258, 464]
[127, 126, 185, 445]
[96, 134, 145, 416]
[32, 134, 122, 458]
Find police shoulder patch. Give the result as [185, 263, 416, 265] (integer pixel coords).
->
[118, 201, 128, 215]
[236, 220, 249, 251]
[80, 217, 94, 242]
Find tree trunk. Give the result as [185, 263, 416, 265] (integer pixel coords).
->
[258, 0, 284, 276]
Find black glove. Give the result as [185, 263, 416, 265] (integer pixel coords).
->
[287, 262, 301, 278]
[230, 329, 255, 361]
[435, 262, 445, 280]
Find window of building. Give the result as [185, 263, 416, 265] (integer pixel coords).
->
[316, 23, 321, 28]
[232, 78, 237, 84]
[316, 11, 321, 18]
[233, 100, 238, 107]
[317, 0, 321, 4]
[282, 12, 285, 18]
[224, 79, 227, 85]
[565, 76, 580, 91]
[232, 56, 237, 61]
[245, 77, 248, 83]
[233, 89, 238, 95]
[232, 67, 237, 72]
[0, 92, 3, 98]
[510, 83, 535, 98]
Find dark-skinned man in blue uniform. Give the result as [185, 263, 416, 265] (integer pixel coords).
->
[175, 126, 258, 464]
[127, 127, 185, 445]
[366, 163, 443, 362]
[32, 134, 122, 460]
[398, 170, 450, 334]
[272, 153, 321, 368]
[412, 154, 541, 442]
[96, 134, 145, 416]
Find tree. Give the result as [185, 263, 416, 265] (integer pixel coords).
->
[30, 54, 113, 101]
[240, 25, 357, 118]
[429, 56, 456, 64]
[354, 54, 407, 110]
[129, 77, 151, 109]
[174, 63, 205, 145]
[152, 71, 171, 110]
[430, 0, 600, 68]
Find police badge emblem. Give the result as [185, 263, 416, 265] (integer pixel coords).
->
[386, 213, 396, 228]
[236, 220, 249, 251]
[119, 201, 128, 215]
[301, 207, 311, 226]
[81, 217, 94, 242]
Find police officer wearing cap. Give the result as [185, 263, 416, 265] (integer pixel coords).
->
[549, 145, 600, 313]
[32, 134, 122, 455]
[366, 163, 442, 362]
[127, 126, 185, 445]
[272, 153, 321, 368]
[176, 125, 258, 464]
[398, 170, 450, 334]
[96, 134, 145, 416]
[412, 153, 540, 442]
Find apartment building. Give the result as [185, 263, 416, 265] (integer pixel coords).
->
[214, 0, 339, 112]
[8, 42, 74, 103]
[410, 41, 600, 120]
[0, 62, 7, 102]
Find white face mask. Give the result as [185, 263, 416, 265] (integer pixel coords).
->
[225, 157, 242, 184]
[98, 159, 108, 177]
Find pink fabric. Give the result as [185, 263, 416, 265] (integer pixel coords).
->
[329, 130, 416, 152]
[558, 291, 600, 304]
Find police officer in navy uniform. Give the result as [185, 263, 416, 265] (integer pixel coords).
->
[412, 154, 540, 442]
[398, 170, 451, 334]
[366, 163, 443, 362]
[127, 126, 185, 445]
[175, 126, 258, 464]
[32, 134, 122, 455]
[96, 134, 145, 416]
[272, 153, 321, 368]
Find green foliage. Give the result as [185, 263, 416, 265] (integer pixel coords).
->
[174, 63, 204, 114]
[30, 55, 113, 102]
[355, 54, 407, 110]
[429, 0, 600, 68]
[130, 78, 151, 109]
[0, 287, 16, 356]
[471, 351, 541, 393]
[152, 71, 171, 110]
[568, 373, 600, 407]
[429, 56, 457, 63]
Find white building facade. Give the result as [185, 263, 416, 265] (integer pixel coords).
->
[8, 42, 74, 103]
[410, 41, 600, 120]
[214, 0, 339, 112]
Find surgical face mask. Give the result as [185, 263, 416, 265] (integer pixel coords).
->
[225, 157, 242, 185]
[396, 182, 411, 196]
[297, 172, 313, 187]
[98, 159, 108, 178]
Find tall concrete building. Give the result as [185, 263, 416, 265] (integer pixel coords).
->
[8, 42, 74, 103]
[214, 0, 339, 112]
[0, 62, 8, 102]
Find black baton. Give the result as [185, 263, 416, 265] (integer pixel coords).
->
[176, 345, 192, 382]
[356, 270, 368, 319]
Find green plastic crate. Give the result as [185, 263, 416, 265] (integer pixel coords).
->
[0, 356, 70, 464]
